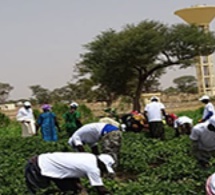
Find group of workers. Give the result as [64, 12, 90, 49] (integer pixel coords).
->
[16, 101, 81, 141]
[16, 101, 121, 194]
[16, 94, 215, 194]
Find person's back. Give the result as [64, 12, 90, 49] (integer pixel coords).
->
[174, 116, 192, 128]
[144, 96, 166, 139]
[69, 123, 107, 147]
[145, 101, 164, 122]
[25, 152, 115, 194]
[190, 122, 215, 151]
[39, 152, 100, 179]
[36, 104, 61, 141]
[37, 110, 58, 141]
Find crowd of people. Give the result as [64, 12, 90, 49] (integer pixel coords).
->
[15, 95, 215, 194]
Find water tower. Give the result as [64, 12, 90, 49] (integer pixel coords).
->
[175, 5, 215, 96]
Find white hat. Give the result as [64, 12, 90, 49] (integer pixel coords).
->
[24, 101, 31, 106]
[70, 102, 79, 108]
[150, 96, 159, 101]
[120, 124, 126, 132]
[199, 95, 210, 101]
[98, 154, 115, 174]
[209, 116, 215, 127]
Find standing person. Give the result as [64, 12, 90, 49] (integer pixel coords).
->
[68, 122, 122, 166]
[25, 152, 115, 195]
[144, 96, 166, 139]
[199, 95, 215, 123]
[63, 102, 82, 137]
[166, 114, 193, 137]
[36, 104, 60, 142]
[16, 101, 36, 137]
[190, 115, 215, 168]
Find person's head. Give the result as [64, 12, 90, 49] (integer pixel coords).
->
[70, 102, 79, 112]
[41, 104, 51, 112]
[97, 154, 115, 176]
[180, 123, 192, 135]
[208, 116, 215, 132]
[150, 96, 159, 102]
[24, 101, 31, 109]
[199, 95, 210, 104]
[166, 113, 178, 127]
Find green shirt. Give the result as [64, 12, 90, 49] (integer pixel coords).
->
[63, 111, 81, 132]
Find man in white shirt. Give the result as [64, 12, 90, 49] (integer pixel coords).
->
[25, 152, 115, 194]
[144, 96, 166, 139]
[199, 95, 215, 123]
[68, 122, 122, 166]
[190, 115, 215, 168]
[166, 114, 193, 137]
[16, 101, 36, 137]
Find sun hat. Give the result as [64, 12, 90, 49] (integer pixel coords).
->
[98, 154, 115, 174]
[24, 101, 31, 106]
[150, 96, 159, 101]
[70, 102, 79, 108]
[199, 95, 210, 101]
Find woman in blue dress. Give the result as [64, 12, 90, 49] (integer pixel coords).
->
[36, 104, 60, 141]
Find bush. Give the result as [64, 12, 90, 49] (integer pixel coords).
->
[0, 112, 10, 128]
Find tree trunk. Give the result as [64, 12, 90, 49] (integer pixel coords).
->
[106, 99, 112, 107]
[133, 78, 144, 112]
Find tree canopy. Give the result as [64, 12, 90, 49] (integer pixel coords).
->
[173, 75, 198, 93]
[29, 85, 51, 104]
[0, 82, 13, 103]
[77, 20, 215, 111]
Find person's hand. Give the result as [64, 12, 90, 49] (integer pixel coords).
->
[198, 119, 203, 123]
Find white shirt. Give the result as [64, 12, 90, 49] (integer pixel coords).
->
[16, 107, 34, 121]
[144, 102, 165, 122]
[190, 122, 215, 151]
[68, 123, 107, 147]
[38, 152, 103, 186]
[174, 116, 193, 128]
[203, 102, 215, 120]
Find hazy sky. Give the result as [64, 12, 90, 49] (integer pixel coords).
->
[1, 0, 215, 100]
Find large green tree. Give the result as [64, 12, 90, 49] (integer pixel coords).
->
[78, 20, 215, 111]
[173, 75, 198, 93]
[0, 83, 13, 103]
[29, 85, 51, 104]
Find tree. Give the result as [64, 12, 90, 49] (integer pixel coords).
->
[173, 75, 198, 93]
[78, 20, 215, 111]
[163, 86, 178, 94]
[0, 83, 13, 103]
[29, 85, 51, 104]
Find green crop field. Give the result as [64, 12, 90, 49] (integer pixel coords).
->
[0, 106, 214, 195]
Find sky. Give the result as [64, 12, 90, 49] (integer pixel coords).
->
[1, 0, 215, 100]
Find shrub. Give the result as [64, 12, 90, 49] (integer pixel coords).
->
[0, 112, 10, 128]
